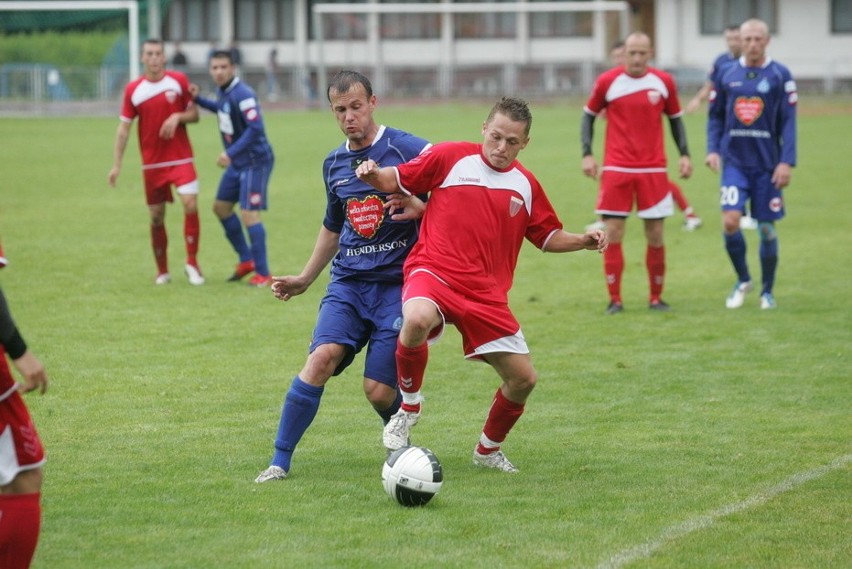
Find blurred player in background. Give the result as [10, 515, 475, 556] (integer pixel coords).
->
[586, 40, 702, 233]
[705, 19, 796, 310]
[357, 97, 607, 473]
[255, 71, 431, 483]
[192, 50, 275, 287]
[108, 38, 204, 286]
[581, 32, 692, 315]
[0, 286, 49, 568]
[686, 23, 757, 230]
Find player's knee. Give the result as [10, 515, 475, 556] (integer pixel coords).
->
[302, 346, 344, 382]
[1, 468, 43, 495]
[758, 221, 777, 241]
[363, 380, 395, 409]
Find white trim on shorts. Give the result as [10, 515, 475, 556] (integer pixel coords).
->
[465, 328, 530, 360]
[0, 425, 46, 486]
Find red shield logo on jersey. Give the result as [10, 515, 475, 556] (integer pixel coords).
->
[346, 195, 385, 239]
[734, 96, 764, 126]
[647, 90, 661, 105]
[165, 90, 177, 103]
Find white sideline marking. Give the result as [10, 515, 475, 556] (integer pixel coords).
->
[596, 454, 851, 569]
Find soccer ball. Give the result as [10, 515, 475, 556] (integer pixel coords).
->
[382, 446, 443, 507]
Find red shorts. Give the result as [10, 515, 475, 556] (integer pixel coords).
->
[595, 169, 673, 218]
[402, 269, 529, 360]
[0, 390, 45, 485]
[142, 162, 199, 206]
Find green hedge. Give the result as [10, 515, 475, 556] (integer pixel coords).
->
[0, 31, 123, 66]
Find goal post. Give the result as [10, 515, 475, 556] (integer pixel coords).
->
[0, 1, 140, 79]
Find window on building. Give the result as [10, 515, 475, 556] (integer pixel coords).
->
[233, 0, 295, 41]
[700, 0, 777, 34]
[308, 0, 368, 41]
[832, 0, 852, 33]
[165, 0, 220, 42]
[530, 0, 592, 38]
[454, 0, 516, 39]
[380, 0, 440, 40]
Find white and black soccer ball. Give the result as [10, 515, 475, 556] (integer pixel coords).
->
[382, 446, 443, 507]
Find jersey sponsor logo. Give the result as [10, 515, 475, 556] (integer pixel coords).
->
[734, 96, 764, 126]
[346, 194, 385, 239]
[647, 90, 661, 105]
[345, 239, 408, 257]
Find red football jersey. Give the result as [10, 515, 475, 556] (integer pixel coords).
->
[584, 66, 682, 170]
[120, 71, 195, 169]
[396, 141, 563, 304]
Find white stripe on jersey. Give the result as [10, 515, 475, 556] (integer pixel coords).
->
[130, 75, 184, 108]
[606, 72, 670, 103]
[438, 155, 533, 216]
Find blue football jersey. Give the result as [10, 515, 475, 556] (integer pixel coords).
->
[322, 126, 430, 283]
[196, 78, 274, 169]
[707, 57, 797, 171]
[707, 51, 737, 84]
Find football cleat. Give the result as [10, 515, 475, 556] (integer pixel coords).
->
[605, 301, 624, 315]
[248, 274, 273, 287]
[740, 215, 758, 230]
[154, 273, 171, 285]
[472, 449, 519, 473]
[683, 215, 703, 231]
[228, 259, 255, 282]
[760, 292, 777, 310]
[725, 280, 753, 309]
[648, 299, 671, 311]
[383, 408, 420, 452]
[184, 263, 205, 286]
[255, 465, 288, 483]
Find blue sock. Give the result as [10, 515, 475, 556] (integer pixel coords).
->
[724, 231, 751, 283]
[376, 389, 402, 425]
[271, 377, 324, 472]
[221, 214, 251, 262]
[759, 223, 778, 295]
[247, 223, 268, 276]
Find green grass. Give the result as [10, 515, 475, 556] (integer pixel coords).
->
[1, 97, 849, 568]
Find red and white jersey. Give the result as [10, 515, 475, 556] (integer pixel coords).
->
[584, 66, 682, 170]
[396, 141, 563, 304]
[120, 71, 195, 169]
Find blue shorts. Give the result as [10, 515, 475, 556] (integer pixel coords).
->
[216, 162, 273, 211]
[719, 165, 785, 222]
[309, 279, 403, 386]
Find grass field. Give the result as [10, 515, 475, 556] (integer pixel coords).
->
[1, 96, 850, 568]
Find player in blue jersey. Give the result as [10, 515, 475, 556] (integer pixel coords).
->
[191, 50, 275, 287]
[686, 24, 741, 114]
[705, 18, 797, 310]
[255, 70, 431, 482]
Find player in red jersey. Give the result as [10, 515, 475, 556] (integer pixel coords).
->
[581, 32, 693, 314]
[0, 286, 48, 569]
[357, 97, 607, 473]
[108, 38, 204, 286]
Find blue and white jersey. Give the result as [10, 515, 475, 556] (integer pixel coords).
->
[707, 51, 738, 85]
[196, 78, 274, 169]
[707, 56, 797, 171]
[322, 126, 430, 284]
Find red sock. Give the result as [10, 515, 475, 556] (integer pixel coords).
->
[603, 242, 623, 303]
[396, 340, 427, 413]
[646, 245, 666, 302]
[184, 212, 200, 266]
[477, 389, 525, 454]
[0, 493, 41, 569]
[151, 224, 168, 274]
[669, 180, 689, 212]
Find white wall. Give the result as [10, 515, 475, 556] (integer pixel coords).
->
[654, 0, 852, 80]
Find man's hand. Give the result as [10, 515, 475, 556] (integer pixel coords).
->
[384, 193, 425, 221]
[271, 275, 311, 302]
[772, 162, 792, 189]
[216, 152, 232, 168]
[107, 166, 120, 187]
[705, 152, 722, 173]
[583, 229, 608, 253]
[159, 113, 181, 139]
[679, 155, 694, 179]
[355, 159, 380, 182]
[13, 351, 48, 395]
[581, 155, 599, 180]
